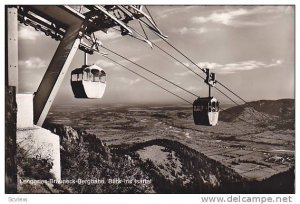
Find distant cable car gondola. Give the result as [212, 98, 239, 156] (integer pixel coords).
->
[193, 69, 219, 126]
[193, 97, 219, 126]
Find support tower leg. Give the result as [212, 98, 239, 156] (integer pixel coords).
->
[5, 6, 18, 193]
[33, 25, 83, 126]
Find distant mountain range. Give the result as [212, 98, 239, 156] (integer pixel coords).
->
[219, 99, 295, 126]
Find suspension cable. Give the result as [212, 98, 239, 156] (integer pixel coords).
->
[102, 44, 261, 128]
[105, 55, 260, 131]
[145, 6, 157, 27]
[217, 81, 271, 120]
[218, 107, 258, 133]
[151, 38, 263, 124]
[117, 6, 274, 131]
[218, 81, 248, 104]
[103, 55, 193, 104]
[102, 44, 265, 127]
[215, 87, 240, 107]
[151, 32, 271, 123]
[152, 42, 205, 80]
[101, 45, 199, 98]
[138, 20, 149, 40]
[214, 87, 259, 127]
[157, 34, 206, 74]
[101, 46, 267, 130]
[108, 7, 270, 127]
[219, 107, 256, 127]
[216, 86, 273, 130]
[104, 55, 262, 132]
[144, 7, 267, 122]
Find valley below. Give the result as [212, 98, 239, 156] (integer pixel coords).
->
[19, 99, 294, 193]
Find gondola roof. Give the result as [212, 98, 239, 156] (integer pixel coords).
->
[71, 64, 105, 74]
[193, 97, 218, 104]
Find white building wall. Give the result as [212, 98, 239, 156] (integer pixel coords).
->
[16, 94, 61, 180]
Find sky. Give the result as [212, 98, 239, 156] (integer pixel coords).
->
[18, 5, 295, 106]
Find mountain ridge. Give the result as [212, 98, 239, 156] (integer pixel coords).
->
[219, 98, 294, 123]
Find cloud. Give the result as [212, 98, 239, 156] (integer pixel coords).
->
[96, 30, 121, 41]
[192, 6, 293, 27]
[174, 71, 193, 77]
[125, 57, 141, 62]
[156, 6, 196, 19]
[193, 9, 248, 25]
[19, 79, 39, 92]
[151, 38, 164, 43]
[117, 77, 141, 85]
[95, 59, 115, 68]
[94, 56, 145, 71]
[192, 8, 253, 26]
[170, 85, 199, 93]
[174, 69, 202, 77]
[186, 86, 199, 92]
[18, 26, 42, 41]
[119, 56, 143, 67]
[177, 27, 209, 35]
[251, 6, 293, 15]
[156, 7, 182, 19]
[197, 59, 283, 74]
[174, 61, 190, 67]
[19, 57, 47, 69]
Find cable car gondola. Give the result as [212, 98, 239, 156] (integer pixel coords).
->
[193, 69, 219, 126]
[193, 97, 219, 126]
[71, 64, 107, 98]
